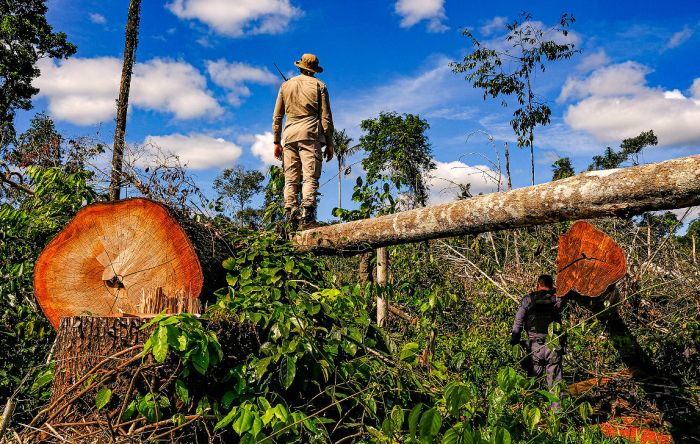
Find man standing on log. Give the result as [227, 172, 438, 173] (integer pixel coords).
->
[509, 274, 567, 409]
[272, 53, 335, 229]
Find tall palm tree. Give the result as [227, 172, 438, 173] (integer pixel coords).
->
[332, 129, 359, 209]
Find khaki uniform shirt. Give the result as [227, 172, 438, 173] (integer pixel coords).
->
[272, 74, 334, 148]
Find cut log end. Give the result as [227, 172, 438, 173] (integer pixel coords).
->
[556, 221, 627, 298]
[34, 199, 215, 329]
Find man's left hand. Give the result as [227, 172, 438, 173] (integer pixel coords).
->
[324, 145, 334, 162]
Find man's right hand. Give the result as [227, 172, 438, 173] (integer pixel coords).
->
[274, 143, 283, 161]
[509, 332, 520, 346]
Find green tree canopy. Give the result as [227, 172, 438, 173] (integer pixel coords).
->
[452, 12, 578, 185]
[551, 157, 575, 181]
[1, 0, 76, 142]
[213, 166, 265, 225]
[589, 130, 658, 170]
[359, 111, 435, 208]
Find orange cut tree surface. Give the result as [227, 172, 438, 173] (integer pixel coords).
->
[34, 199, 204, 329]
[556, 221, 627, 298]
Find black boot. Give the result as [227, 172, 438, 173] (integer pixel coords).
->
[299, 206, 318, 230]
[285, 207, 300, 231]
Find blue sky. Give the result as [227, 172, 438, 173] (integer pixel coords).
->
[17, 0, 700, 218]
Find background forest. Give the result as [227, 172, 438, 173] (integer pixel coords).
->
[2, 1, 700, 443]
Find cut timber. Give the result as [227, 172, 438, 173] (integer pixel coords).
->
[34, 198, 230, 329]
[294, 154, 700, 254]
[567, 369, 633, 397]
[556, 221, 627, 297]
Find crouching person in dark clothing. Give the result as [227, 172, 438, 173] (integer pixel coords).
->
[509, 274, 567, 409]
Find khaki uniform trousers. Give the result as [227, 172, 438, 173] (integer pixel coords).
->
[283, 140, 322, 210]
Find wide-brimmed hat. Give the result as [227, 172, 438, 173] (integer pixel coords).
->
[294, 53, 323, 73]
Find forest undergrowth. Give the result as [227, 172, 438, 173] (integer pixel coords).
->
[1, 159, 699, 443]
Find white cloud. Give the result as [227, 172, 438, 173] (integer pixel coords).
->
[35, 57, 222, 125]
[558, 61, 649, 102]
[480, 16, 508, 36]
[560, 62, 700, 146]
[167, 0, 302, 37]
[250, 132, 281, 166]
[427, 160, 503, 204]
[335, 55, 470, 132]
[132, 59, 223, 119]
[89, 13, 106, 24]
[206, 59, 278, 105]
[142, 133, 242, 170]
[692, 78, 700, 98]
[575, 49, 611, 73]
[665, 26, 693, 49]
[394, 0, 448, 32]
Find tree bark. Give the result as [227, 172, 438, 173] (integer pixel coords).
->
[375, 247, 388, 327]
[34, 198, 231, 329]
[338, 159, 342, 209]
[25, 316, 258, 443]
[109, 0, 142, 201]
[294, 154, 700, 255]
[504, 142, 512, 191]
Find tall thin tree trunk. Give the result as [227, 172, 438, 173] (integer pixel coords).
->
[530, 143, 535, 186]
[109, 0, 142, 201]
[526, 75, 535, 186]
[504, 142, 512, 191]
[338, 159, 342, 209]
[692, 234, 696, 264]
[376, 247, 388, 327]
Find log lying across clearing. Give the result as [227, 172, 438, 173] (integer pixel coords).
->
[294, 154, 700, 255]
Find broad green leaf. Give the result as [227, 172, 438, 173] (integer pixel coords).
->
[191, 348, 210, 375]
[175, 379, 188, 404]
[391, 405, 405, 431]
[419, 408, 442, 439]
[95, 387, 112, 410]
[215, 407, 238, 431]
[233, 408, 255, 435]
[121, 400, 137, 421]
[222, 257, 236, 270]
[408, 403, 423, 438]
[152, 326, 169, 363]
[279, 355, 296, 389]
[524, 406, 541, 432]
[30, 368, 54, 393]
[491, 428, 511, 444]
[222, 391, 236, 409]
[445, 382, 472, 416]
[399, 342, 420, 362]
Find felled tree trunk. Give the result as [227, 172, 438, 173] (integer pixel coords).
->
[34, 198, 231, 329]
[294, 154, 700, 254]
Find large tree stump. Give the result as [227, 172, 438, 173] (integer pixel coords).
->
[34, 198, 231, 329]
[24, 316, 258, 443]
[49, 316, 153, 404]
